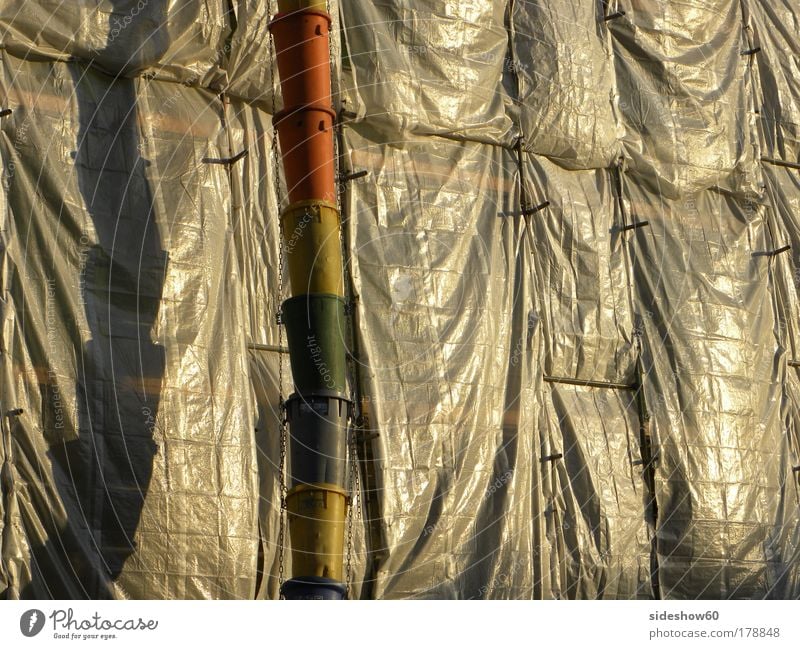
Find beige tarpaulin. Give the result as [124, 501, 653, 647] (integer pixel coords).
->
[0, 0, 798, 599]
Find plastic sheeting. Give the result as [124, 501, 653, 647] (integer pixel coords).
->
[0, 53, 257, 598]
[1, 0, 800, 600]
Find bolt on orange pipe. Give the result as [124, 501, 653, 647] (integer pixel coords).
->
[273, 105, 337, 204]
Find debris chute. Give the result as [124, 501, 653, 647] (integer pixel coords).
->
[270, 0, 349, 600]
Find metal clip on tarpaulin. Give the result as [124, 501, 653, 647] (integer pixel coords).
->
[497, 202, 550, 218]
[0, 108, 12, 118]
[339, 169, 368, 183]
[543, 375, 637, 390]
[751, 245, 791, 258]
[616, 220, 650, 233]
[761, 157, 800, 171]
[522, 201, 550, 216]
[201, 149, 249, 166]
[603, 10, 626, 21]
[247, 343, 290, 355]
[269, 0, 349, 600]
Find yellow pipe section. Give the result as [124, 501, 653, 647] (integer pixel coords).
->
[286, 483, 347, 582]
[277, 0, 328, 11]
[281, 200, 344, 297]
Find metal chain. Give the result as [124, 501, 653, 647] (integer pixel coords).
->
[269, 7, 288, 594]
[345, 427, 356, 594]
[327, 0, 338, 110]
[353, 431, 362, 524]
[344, 418, 363, 596]
[276, 389, 287, 591]
[327, 0, 359, 598]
